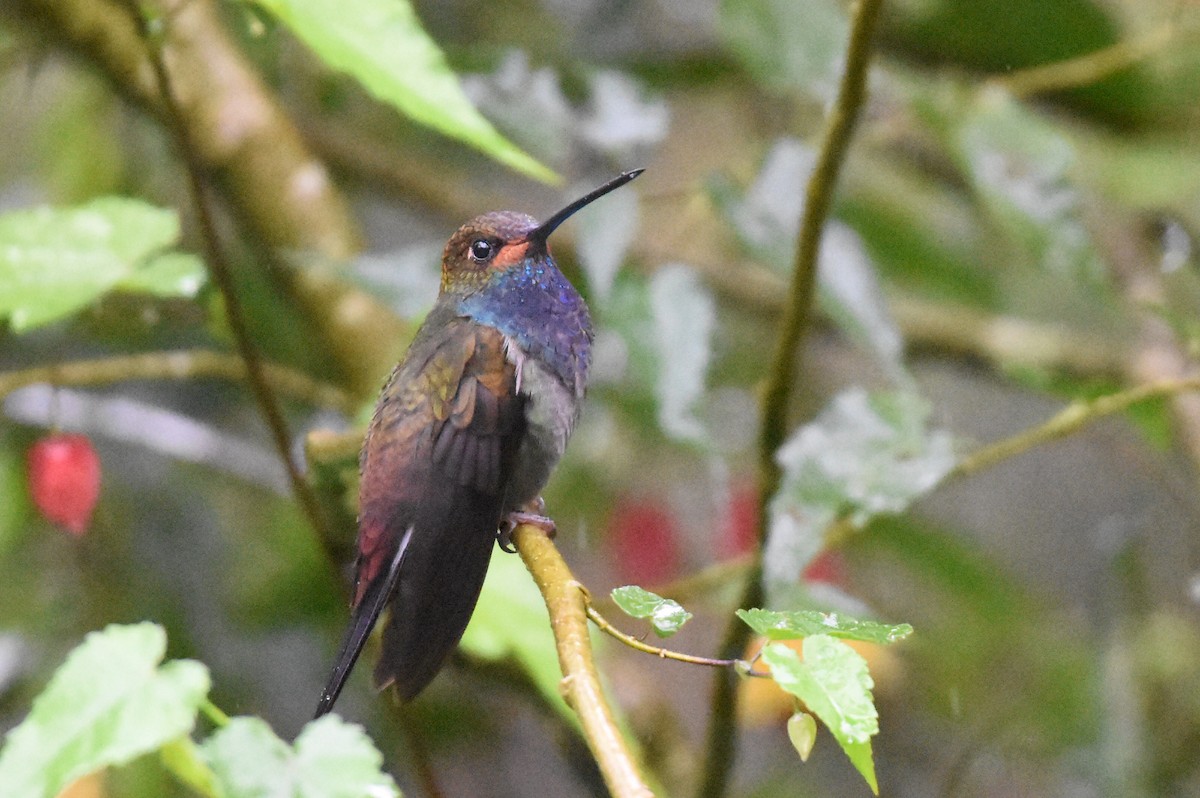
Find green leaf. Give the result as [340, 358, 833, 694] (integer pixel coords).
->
[764, 388, 955, 605]
[951, 92, 1102, 283]
[119, 252, 207, 298]
[0, 623, 210, 798]
[0, 197, 202, 331]
[717, 138, 908, 380]
[737, 608, 912, 645]
[461, 547, 567, 721]
[611, 585, 693, 638]
[202, 715, 398, 798]
[763, 637, 879, 793]
[719, 0, 848, 99]
[248, 0, 554, 183]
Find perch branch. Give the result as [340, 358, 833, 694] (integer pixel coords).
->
[0, 350, 353, 411]
[126, 0, 334, 555]
[698, 3, 884, 797]
[512, 523, 654, 798]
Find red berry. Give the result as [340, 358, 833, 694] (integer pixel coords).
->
[27, 434, 101, 536]
[608, 498, 680, 586]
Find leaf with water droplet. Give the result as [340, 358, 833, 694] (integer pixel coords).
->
[738, 608, 912, 645]
[611, 585, 693, 638]
[763, 637, 879, 793]
[763, 388, 955, 606]
[0, 197, 203, 332]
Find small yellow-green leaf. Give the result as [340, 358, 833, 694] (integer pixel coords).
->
[786, 711, 817, 762]
[762, 637, 880, 793]
[611, 585, 693, 638]
[160, 737, 219, 798]
[248, 0, 555, 182]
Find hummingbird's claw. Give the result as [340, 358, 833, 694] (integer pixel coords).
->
[498, 503, 557, 552]
[496, 525, 518, 553]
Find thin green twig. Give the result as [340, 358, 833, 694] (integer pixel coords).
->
[951, 377, 1200, 479]
[697, 2, 884, 796]
[122, 0, 334, 557]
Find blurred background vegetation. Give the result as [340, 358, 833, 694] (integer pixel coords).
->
[2, 0, 1200, 795]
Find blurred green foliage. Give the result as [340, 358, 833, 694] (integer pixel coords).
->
[1, 0, 1200, 795]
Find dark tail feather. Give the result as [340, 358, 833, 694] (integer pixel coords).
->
[374, 504, 497, 701]
[314, 525, 415, 718]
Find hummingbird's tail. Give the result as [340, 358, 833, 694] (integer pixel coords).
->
[373, 497, 499, 702]
[314, 524, 415, 718]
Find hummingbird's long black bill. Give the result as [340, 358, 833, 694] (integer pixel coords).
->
[530, 168, 645, 243]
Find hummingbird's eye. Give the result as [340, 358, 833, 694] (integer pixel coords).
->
[468, 239, 494, 262]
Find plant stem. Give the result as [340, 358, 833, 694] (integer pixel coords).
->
[124, 0, 335, 558]
[585, 605, 768, 676]
[950, 377, 1200, 479]
[697, 2, 884, 796]
[0, 350, 353, 411]
[512, 523, 655, 798]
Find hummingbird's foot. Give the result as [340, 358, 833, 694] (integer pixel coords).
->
[497, 504, 556, 552]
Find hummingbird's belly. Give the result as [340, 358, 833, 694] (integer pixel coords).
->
[505, 345, 581, 509]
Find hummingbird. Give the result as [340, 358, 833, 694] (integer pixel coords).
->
[315, 169, 644, 717]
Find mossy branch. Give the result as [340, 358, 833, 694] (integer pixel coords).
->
[511, 524, 655, 798]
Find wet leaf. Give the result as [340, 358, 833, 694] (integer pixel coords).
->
[763, 637, 879, 793]
[249, 0, 554, 182]
[611, 585, 693, 638]
[0, 623, 210, 798]
[720, 0, 849, 100]
[202, 715, 398, 798]
[764, 388, 955, 605]
[720, 138, 908, 380]
[577, 179, 641, 305]
[953, 91, 1103, 282]
[0, 198, 204, 331]
[738, 608, 912, 645]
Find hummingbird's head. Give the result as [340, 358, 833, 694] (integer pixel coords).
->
[439, 169, 644, 296]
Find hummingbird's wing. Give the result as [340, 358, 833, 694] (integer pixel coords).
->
[315, 319, 524, 717]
